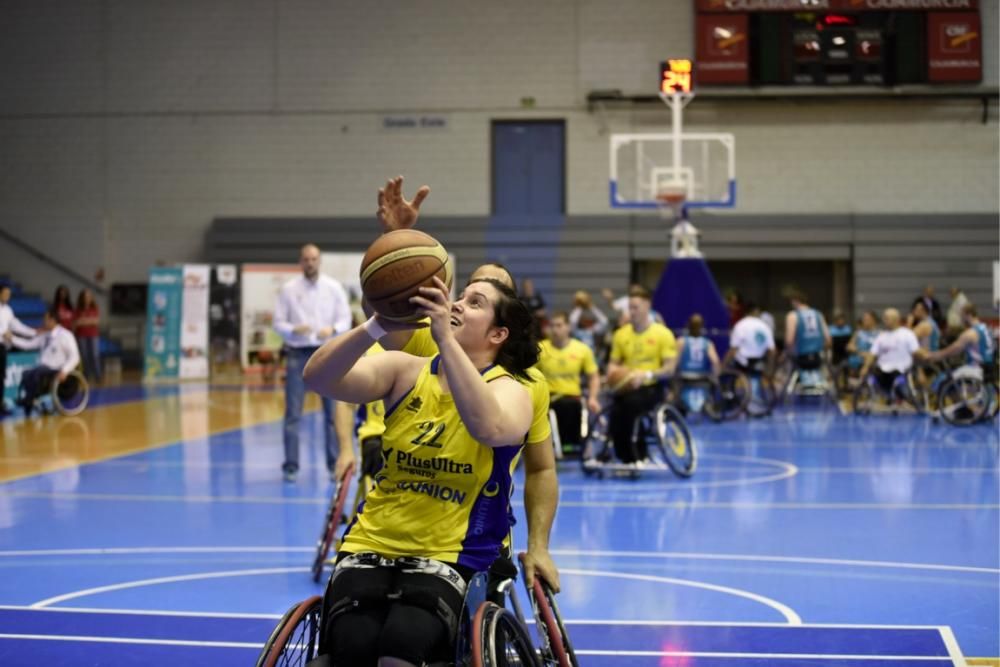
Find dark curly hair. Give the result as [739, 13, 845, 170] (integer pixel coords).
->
[468, 278, 539, 381]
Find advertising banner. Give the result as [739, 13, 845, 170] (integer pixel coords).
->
[180, 265, 210, 380]
[144, 267, 184, 380]
[927, 11, 982, 81]
[240, 264, 300, 371]
[696, 13, 750, 84]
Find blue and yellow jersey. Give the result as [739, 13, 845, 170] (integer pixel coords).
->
[610, 322, 677, 384]
[678, 335, 712, 375]
[794, 307, 826, 356]
[403, 327, 551, 444]
[340, 356, 525, 571]
[356, 343, 387, 442]
[536, 338, 597, 398]
[969, 322, 996, 365]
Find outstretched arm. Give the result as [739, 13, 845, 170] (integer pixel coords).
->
[377, 175, 430, 233]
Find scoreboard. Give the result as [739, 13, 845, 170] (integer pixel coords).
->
[694, 0, 982, 86]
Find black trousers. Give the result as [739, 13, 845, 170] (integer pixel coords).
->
[550, 396, 583, 448]
[0, 346, 7, 406]
[609, 384, 661, 463]
[19, 367, 58, 406]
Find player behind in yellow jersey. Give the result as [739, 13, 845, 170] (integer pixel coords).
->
[606, 285, 678, 463]
[361, 176, 560, 596]
[537, 311, 601, 457]
[354, 342, 386, 487]
[303, 275, 538, 665]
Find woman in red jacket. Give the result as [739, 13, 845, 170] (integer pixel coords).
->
[75, 288, 102, 383]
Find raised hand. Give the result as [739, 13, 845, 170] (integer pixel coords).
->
[377, 175, 430, 233]
[409, 277, 453, 344]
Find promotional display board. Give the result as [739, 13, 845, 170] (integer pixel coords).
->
[209, 265, 241, 370]
[240, 264, 300, 371]
[144, 267, 184, 380]
[180, 265, 210, 379]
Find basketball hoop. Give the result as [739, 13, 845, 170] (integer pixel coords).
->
[655, 184, 687, 222]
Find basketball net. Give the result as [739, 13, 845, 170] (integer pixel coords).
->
[658, 181, 703, 259]
[655, 182, 687, 224]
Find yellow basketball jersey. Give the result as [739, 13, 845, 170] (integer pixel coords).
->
[340, 356, 525, 571]
[611, 322, 677, 382]
[537, 339, 597, 398]
[403, 328, 551, 444]
[356, 342, 386, 442]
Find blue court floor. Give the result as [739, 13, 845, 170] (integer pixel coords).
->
[0, 385, 997, 665]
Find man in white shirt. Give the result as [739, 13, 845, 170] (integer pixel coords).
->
[860, 308, 923, 395]
[13, 307, 80, 417]
[724, 302, 776, 376]
[274, 244, 352, 482]
[1, 285, 37, 416]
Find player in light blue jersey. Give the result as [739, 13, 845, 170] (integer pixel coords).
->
[784, 291, 831, 386]
[929, 304, 997, 384]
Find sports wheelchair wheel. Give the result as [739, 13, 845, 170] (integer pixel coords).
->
[523, 574, 578, 667]
[704, 371, 750, 421]
[51, 370, 89, 416]
[580, 406, 612, 475]
[648, 404, 696, 478]
[852, 377, 875, 415]
[745, 374, 775, 417]
[938, 376, 989, 426]
[256, 595, 323, 667]
[311, 461, 356, 583]
[472, 601, 541, 667]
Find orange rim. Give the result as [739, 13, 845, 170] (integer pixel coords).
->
[262, 596, 322, 667]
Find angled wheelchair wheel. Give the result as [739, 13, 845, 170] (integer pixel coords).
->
[256, 595, 324, 667]
[51, 370, 89, 416]
[581, 406, 612, 475]
[704, 372, 750, 422]
[852, 378, 875, 416]
[472, 601, 541, 667]
[311, 461, 355, 583]
[745, 374, 775, 417]
[938, 377, 988, 426]
[523, 573, 578, 667]
[649, 404, 696, 478]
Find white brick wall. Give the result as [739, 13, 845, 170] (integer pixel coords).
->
[0, 0, 997, 285]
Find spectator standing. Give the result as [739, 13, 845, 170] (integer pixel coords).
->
[946, 287, 969, 338]
[273, 244, 352, 482]
[75, 288, 102, 383]
[53, 285, 75, 331]
[912, 285, 943, 329]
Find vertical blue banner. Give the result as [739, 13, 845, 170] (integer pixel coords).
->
[144, 267, 183, 380]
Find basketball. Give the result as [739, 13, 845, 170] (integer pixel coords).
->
[360, 229, 453, 322]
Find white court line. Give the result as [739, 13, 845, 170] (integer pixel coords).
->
[574, 649, 954, 660]
[6, 491, 995, 510]
[2, 546, 995, 575]
[0, 606, 951, 629]
[0, 634, 956, 661]
[557, 453, 799, 491]
[560, 568, 801, 625]
[0, 633, 259, 649]
[30, 567, 307, 608]
[29, 566, 800, 624]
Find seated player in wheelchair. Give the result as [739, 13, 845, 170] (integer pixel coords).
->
[11, 307, 82, 417]
[843, 311, 880, 384]
[670, 314, 721, 415]
[783, 290, 832, 388]
[537, 311, 601, 458]
[927, 304, 997, 385]
[858, 308, 925, 403]
[605, 286, 677, 463]
[301, 276, 558, 665]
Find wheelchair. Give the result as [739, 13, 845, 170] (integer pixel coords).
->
[852, 369, 923, 416]
[21, 369, 90, 417]
[311, 462, 357, 582]
[930, 363, 997, 426]
[775, 352, 838, 405]
[258, 553, 577, 667]
[547, 395, 591, 461]
[672, 371, 750, 422]
[581, 387, 696, 479]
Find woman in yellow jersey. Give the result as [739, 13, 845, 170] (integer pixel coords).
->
[303, 276, 538, 666]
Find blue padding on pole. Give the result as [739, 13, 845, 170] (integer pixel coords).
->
[653, 257, 730, 356]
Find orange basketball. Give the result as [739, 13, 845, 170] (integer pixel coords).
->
[360, 229, 453, 322]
